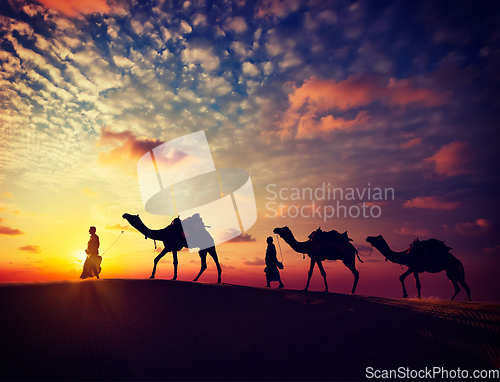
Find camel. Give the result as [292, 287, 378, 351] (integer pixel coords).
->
[273, 226, 362, 293]
[365, 235, 471, 301]
[122, 213, 222, 283]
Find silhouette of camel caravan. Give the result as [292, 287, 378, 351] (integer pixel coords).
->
[273, 226, 363, 294]
[123, 213, 222, 283]
[366, 235, 471, 301]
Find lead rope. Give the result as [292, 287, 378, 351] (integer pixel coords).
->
[101, 230, 124, 255]
[275, 234, 284, 284]
[100, 218, 125, 256]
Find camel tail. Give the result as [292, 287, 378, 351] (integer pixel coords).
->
[355, 247, 364, 263]
[458, 258, 465, 280]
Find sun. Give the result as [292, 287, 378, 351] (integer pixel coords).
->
[70, 250, 87, 265]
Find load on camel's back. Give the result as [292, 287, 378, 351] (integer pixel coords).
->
[308, 227, 354, 257]
[408, 237, 453, 271]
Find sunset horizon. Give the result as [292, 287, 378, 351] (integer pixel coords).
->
[1, 0, 500, 304]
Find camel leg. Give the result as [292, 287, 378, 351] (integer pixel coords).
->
[304, 258, 316, 291]
[459, 280, 471, 302]
[343, 259, 359, 294]
[450, 280, 461, 301]
[399, 268, 413, 298]
[172, 251, 178, 280]
[193, 250, 208, 282]
[150, 247, 169, 279]
[316, 261, 328, 292]
[207, 246, 222, 283]
[413, 272, 421, 299]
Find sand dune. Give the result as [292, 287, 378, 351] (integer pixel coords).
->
[0, 279, 499, 381]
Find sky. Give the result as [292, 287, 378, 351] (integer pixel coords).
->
[0, 0, 499, 302]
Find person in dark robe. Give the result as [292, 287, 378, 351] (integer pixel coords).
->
[80, 226, 102, 279]
[264, 236, 284, 289]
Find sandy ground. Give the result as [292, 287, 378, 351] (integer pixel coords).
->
[0, 279, 499, 381]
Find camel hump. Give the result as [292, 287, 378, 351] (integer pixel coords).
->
[182, 213, 214, 248]
[311, 228, 352, 244]
[426, 238, 453, 252]
[416, 238, 453, 253]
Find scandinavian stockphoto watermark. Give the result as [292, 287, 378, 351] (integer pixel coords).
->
[266, 183, 394, 221]
[137, 130, 257, 251]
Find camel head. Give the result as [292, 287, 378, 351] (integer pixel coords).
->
[273, 226, 291, 238]
[366, 234, 385, 248]
[122, 213, 137, 221]
[122, 213, 144, 231]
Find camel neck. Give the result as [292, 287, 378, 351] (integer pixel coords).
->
[125, 215, 158, 239]
[374, 238, 408, 265]
[280, 230, 310, 254]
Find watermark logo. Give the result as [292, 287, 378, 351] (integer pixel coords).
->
[137, 130, 257, 251]
[266, 183, 394, 221]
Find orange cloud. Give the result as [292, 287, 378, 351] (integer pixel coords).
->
[425, 141, 473, 177]
[456, 218, 490, 235]
[19, 245, 41, 253]
[97, 126, 164, 174]
[0, 225, 25, 236]
[1, 192, 13, 198]
[37, 0, 114, 17]
[279, 75, 447, 139]
[295, 111, 370, 139]
[402, 196, 462, 210]
[0, 206, 22, 215]
[105, 224, 136, 232]
[401, 137, 422, 149]
[227, 233, 256, 243]
[256, 0, 300, 19]
[243, 257, 265, 266]
[483, 245, 500, 255]
[387, 78, 447, 107]
[394, 222, 429, 237]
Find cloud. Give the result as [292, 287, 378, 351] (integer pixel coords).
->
[227, 233, 257, 243]
[394, 222, 429, 237]
[180, 20, 192, 34]
[82, 187, 96, 196]
[106, 224, 138, 233]
[279, 75, 447, 138]
[402, 196, 462, 210]
[295, 111, 370, 139]
[354, 243, 372, 252]
[242, 62, 261, 77]
[0, 225, 25, 236]
[181, 45, 220, 72]
[227, 16, 248, 33]
[97, 126, 164, 173]
[386, 78, 448, 107]
[280, 50, 302, 69]
[0, 206, 22, 215]
[243, 257, 265, 266]
[192, 14, 207, 27]
[19, 245, 41, 253]
[1, 192, 13, 198]
[37, 0, 118, 17]
[456, 218, 491, 235]
[256, 0, 301, 19]
[401, 137, 422, 149]
[483, 245, 500, 255]
[425, 141, 473, 177]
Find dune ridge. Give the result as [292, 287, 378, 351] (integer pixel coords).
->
[0, 279, 499, 381]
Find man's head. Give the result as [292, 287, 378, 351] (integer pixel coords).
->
[89, 226, 96, 235]
[267, 236, 273, 244]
